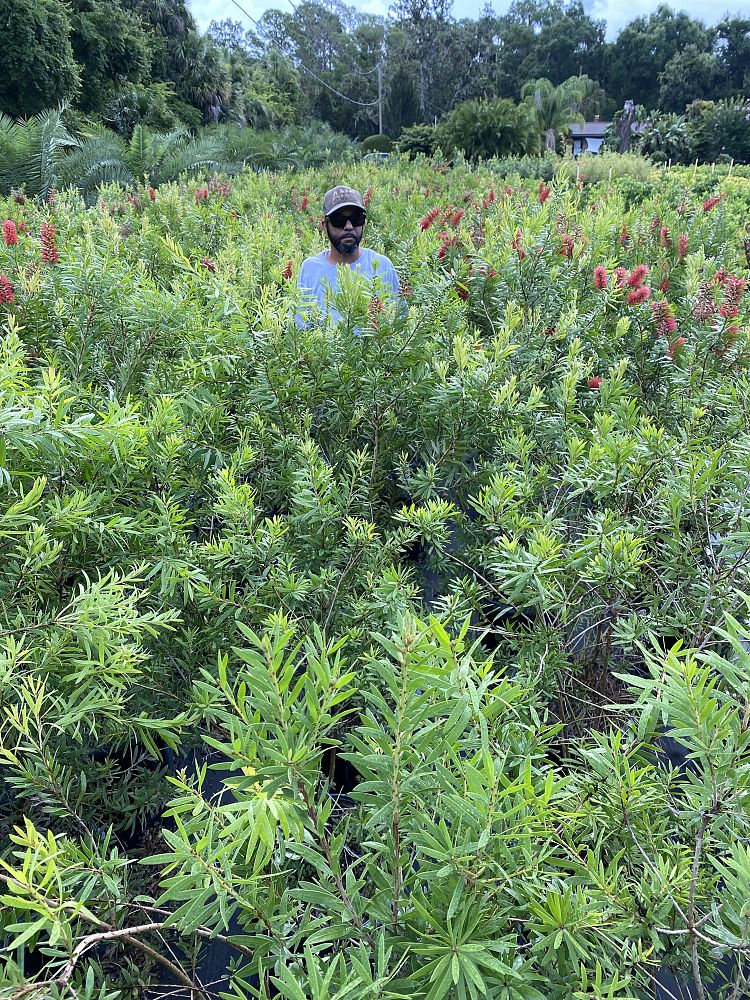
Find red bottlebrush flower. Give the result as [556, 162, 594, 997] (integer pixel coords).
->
[627, 264, 649, 288]
[678, 233, 689, 260]
[437, 235, 454, 260]
[486, 266, 497, 278]
[450, 209, 465, 227]
[0, 274, 14, 304]
[693, 282, 716, 321]
[504, 185, 513, 196]
[668, 336, 686, 357]
[40, 222, 58, 263]
[650, 215, 661, 233]
[456, 283, 468, 300]
[619, 224, 629, 245]
[593, 266, 608, 289]
[18, 222, 26, 233]
[282, 260, 293, 281]
[511, 228, 526, 259]
[194, 187, 209, 204]
[703, 194, 721, 213]
[419, 207, 441, 231]
[487, 189, 495, 204]
[659, 279, 670, 294]
[587, 376, 602, 389]
[3, 220, 18, 246]
[368, 296, 384, 329]
[363, 186, 373, 207]
[659, 226, 670, 248]
[614, 267, 628, 289]
[47, 187, 57, 206]
[559, 234, 574, 257]
[200, 257, 216, 272]
[230, 211, 238, 220]
[652, 299, 677, 337]
[300, 194, 309, 212]
[719, 275, 746, 318]
[147, 186, 156, 201]
[538, 182, 550, 203]
[627, 285, 651, 306]
[713, 268, 729, 286]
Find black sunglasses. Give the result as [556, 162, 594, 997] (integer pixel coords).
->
[326, 209, 366, 228]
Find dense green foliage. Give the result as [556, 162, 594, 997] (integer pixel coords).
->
[1, 0, 750, 151]
[2, 158, 750, 998]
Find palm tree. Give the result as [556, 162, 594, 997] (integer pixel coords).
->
[521, 78, 585, 152]
[0, 105, 78, 199]
[441, 98, 541, 160]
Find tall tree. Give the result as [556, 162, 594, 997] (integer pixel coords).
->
[658, 45, 720, 113]
[521, 76, 584, 149]
[0, 0, 80, 117]
[603, 5, 714, 110]
[715, 17, 750, 96]
[68, 0, 152, 114]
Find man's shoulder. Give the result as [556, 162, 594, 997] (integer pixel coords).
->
[359, 248, 396, 272]
[300, 250, 329, 270]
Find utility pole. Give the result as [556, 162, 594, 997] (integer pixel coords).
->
[377, 61, 383, 134]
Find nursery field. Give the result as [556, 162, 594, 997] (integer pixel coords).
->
[2, 157, 750, 1000]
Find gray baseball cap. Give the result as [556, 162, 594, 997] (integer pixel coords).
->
[322, 185, 365, 217]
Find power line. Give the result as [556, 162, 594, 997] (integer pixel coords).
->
[283, 0, 381, 77]
[227, 0, 380, 108]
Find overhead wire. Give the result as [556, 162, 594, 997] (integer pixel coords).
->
[226, 0, 380, 107]
[283, 0, 381, 77]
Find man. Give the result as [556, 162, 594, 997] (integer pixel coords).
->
[295, 185, 401, 328]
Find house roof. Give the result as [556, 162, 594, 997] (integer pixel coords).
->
[568, 121, 610, 137]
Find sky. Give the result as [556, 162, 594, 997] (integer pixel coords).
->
[188, 0, 750, 41]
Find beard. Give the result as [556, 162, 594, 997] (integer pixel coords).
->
[328, 228, 361, 256]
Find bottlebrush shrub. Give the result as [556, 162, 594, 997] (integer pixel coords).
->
[2, 161, 750, 1000]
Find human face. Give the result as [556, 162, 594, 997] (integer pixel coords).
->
[325, 208, 366, 256]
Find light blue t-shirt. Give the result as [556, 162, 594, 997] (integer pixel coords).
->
[295, 248, 401, 328]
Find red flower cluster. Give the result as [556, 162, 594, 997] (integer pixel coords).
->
[511, 228, 526, 259]
[627, 264, 649, 288]
[651, 299, 677, 338]
[282, 260, 293, 281]
[692, 281, 716, 321]
[147, 186, 156, 201]
[194, 186, 209, 204]
[713, 268, 728, 286]
[593, 266, 608, 289]
[456, 283, 469, 301]
[678, 233, 689, 260]
[702, 194, 722, 212]
[668, 336, 686, 357]
[558, 233, 574, 257]
[208, 179, 231, 196]
[40, 222, 58, 263]
[538, 182, 550, 203]
[0, 274, 14, 303]
[659, 226, 671, 248]
[200, 257, 216, 272]
[368, 296, 384, 328]
[449, 208, 464, 227]
[619, 224, 629, 246]
[614, 267, 628, 289]
[300, 194, 309, 212]
[719, 275, 746, 318]
[3, 220, 18, 246]
[363, 186, 373, 207]
[437, 233, 458, 260]
[419, 207, 441, 231]
[480, 189, 496, 210]
[588, 376, 602, 389]
[659, 279, 670, 293]
[627, 285, 651, 306]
